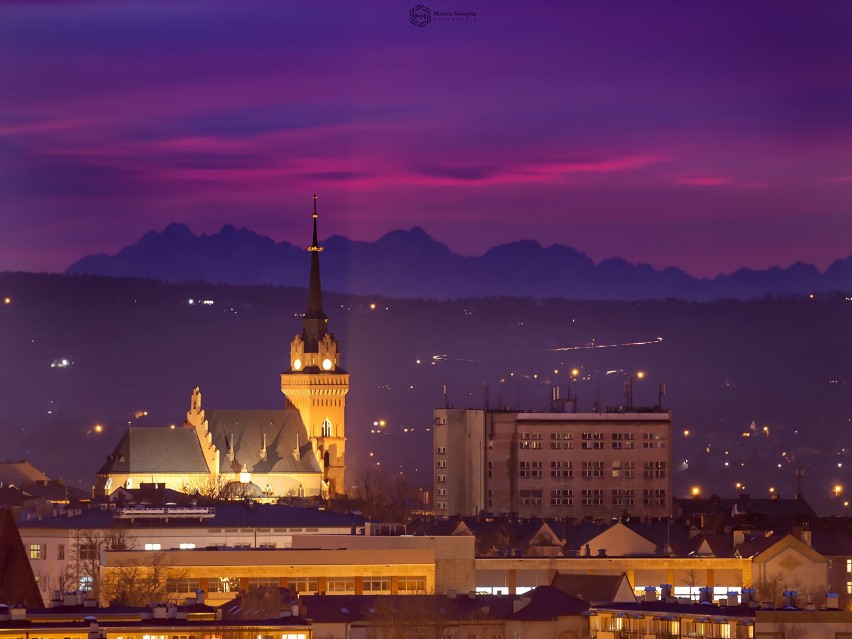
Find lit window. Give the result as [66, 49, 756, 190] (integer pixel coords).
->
[28, 544, 45, 560]
[179, 543, 196, 549]
[144, 543, 162, 551]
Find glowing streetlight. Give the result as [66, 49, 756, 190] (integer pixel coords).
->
[636, 370, 645, 379]
[570, 368, 580, 378]
[834, 485, 843, 498]
[691, 486, 701, 497]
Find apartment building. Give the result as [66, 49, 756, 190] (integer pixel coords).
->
[433, 409, 672, 519]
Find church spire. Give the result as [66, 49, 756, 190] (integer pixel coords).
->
[303, 194, 328, 349]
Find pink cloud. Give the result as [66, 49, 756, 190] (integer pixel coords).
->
[677, 176, 733, 186]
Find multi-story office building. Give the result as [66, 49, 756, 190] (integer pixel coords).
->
[433, 409, 672, 519]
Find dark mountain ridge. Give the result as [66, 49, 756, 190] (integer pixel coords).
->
[66, 224, 852, 300]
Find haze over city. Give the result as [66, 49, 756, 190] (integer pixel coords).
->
[0, 2, 850, 517]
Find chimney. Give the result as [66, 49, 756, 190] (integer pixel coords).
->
[644, 587, 658, 602]
[698, 587, 713, 603]
[87, 620, 99, 639]
[0, 605, 9, 621]
[660, 584, 673, 601]
[194, 589, 205, 605]
[826, 593, 840, 610]
[726, 592, 739, 606]
[9, 607, 27, 621]
[152, 604, 168, 619]
[598, 548, 607, 557]
[260, 432, 268, 460]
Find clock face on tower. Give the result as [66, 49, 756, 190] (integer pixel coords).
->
[293, 358, 302, 371]
[322, 358, 333, 371]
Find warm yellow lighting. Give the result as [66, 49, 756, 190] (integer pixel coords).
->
[769, 487, 775, 493]
[2, 297, 10, 305]
[834, 485, 843, 497]
[636, 371, 645, 379]
[683, 429, 690, 437]
[571, 368, 580, 377]
[369, 303, 376, 310]
[691, 486, 701, 497]
[379, 420, 386, 427]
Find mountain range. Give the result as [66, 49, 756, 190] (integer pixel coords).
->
[66, 223, 852, 300]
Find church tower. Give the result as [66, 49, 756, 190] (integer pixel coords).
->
[281, 194, 349, 495]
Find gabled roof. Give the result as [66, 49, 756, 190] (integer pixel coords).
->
[205, 409, 320, 475]
[0, 460, 50, 486]
[98, 427, 210, 475]
[551, 572, 634, 604]
[685, 532, 734, 558]
[456, 517, 563, 556]
[0, 509, 44, 606]
[510, 586, 589, 619]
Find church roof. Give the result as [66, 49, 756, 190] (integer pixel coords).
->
[205, 409, 321, 475]
[98, 427, 210, 475]
[0, 508, 44, 606]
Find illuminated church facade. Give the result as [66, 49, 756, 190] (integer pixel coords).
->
[96, 196, 349, 498]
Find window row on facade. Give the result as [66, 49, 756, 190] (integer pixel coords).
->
[167, 575, 426, 594]
[518, 431, 666, 450]
[501, 488, 666, 507]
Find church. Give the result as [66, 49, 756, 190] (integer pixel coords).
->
[96, 195, 349, 498]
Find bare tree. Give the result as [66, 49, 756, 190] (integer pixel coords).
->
[747, 572, 785, 606]
[682, 569, 699, 600]
[367, 596, 456, 639]
[100, 551, 189, 606]
[185, 473, 244, 502]
[70, 528, 136, 598]
[353, 469, 416, 523]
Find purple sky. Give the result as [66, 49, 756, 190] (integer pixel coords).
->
[1, 1, 851, 277]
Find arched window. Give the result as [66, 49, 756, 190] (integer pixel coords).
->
[322, 419, 333, 437]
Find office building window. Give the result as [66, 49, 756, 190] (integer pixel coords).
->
[581, 489, 604, 506]
[519, 489, 542, 505]
[398, 577, 427, 593]
[363, 577, 391, 592]
[28, 544, 45, 560]
[581, 461, 604, 478]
